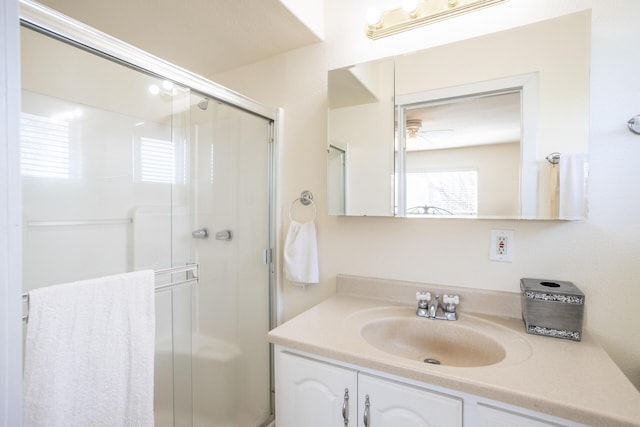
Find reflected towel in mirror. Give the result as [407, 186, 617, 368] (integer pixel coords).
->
[558, 153, 588, 220]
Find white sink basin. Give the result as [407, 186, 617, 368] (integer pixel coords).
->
[361, 317, 506, 367]
[349, 306, 532, 368]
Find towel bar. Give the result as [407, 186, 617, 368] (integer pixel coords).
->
[21, 263, 199, 322]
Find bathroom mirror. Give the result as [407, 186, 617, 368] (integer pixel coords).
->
[327, 57, 395, 216]
[396, 85, 526, 218]
[327, 11, 591, 219]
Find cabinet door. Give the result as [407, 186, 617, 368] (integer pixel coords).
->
[276, 351, 358, 427]
[477, 404, 568, 427]
[358, 373, 462, 427]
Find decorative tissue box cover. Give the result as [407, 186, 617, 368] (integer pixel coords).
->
[520, 278, 585, 341]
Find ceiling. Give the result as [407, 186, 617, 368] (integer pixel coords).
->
[34, 0, 321, 77]
[405, 91, 521, 151]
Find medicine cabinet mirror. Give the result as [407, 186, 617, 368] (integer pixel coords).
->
[327, 11, 591, 219]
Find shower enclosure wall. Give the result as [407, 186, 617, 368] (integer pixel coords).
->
[20, 3, 276, 426]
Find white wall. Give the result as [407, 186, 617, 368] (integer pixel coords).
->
[215, 0, 640, 390]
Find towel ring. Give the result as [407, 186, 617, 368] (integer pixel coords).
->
[289, 191, 317, 222]
[628, 115, 640, 135]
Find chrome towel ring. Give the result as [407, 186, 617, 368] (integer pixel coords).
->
[289, 191, 317, 222]
[546, 152, 561, 164]
[628, 115, 640, 135]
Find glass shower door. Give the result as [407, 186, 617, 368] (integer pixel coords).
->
[20, 24, 196, 427]
[189, 93, 273, 427]
[20, 17, 274, 427]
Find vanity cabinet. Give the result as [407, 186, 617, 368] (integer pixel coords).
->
[475, 404, 567, 427]
[275, 348, 586, 427]
[276, 350, 462, 427]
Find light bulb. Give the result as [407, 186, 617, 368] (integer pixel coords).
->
[148, 84, 160, 95]
[366, 8, 383, 28]
[161, 80, 174, 91]
[402, 0, 419, 15]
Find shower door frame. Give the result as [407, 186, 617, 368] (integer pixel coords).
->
[18, 0, 280, 423]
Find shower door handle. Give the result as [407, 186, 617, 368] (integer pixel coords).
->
[191, 228, 209, 239]
[215, 230, 233, 241]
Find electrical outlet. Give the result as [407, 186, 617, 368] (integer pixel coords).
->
[490, 229, 514, 262]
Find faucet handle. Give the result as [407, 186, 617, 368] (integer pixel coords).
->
[443, 294, 459, 305]
[416, 291, 431, 302]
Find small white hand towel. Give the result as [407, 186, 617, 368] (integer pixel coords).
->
[559, 153, 588, 220]
[23, 270, 156, 427]
[284, 220, 319, 284]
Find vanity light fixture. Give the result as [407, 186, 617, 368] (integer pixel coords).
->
[366, 0, 508, 39]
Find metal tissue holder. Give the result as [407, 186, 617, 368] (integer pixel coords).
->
[520, 278, 584, 341]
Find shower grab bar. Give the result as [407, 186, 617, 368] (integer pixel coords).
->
[21, 263, 199, 322]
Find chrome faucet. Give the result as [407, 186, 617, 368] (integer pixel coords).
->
[428, 295, 440, 318]
[416, 292, 459, 321]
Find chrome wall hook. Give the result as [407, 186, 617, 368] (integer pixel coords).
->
[628, 115, 640, 135]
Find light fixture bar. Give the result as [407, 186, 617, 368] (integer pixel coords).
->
[366, 0, 508, 39]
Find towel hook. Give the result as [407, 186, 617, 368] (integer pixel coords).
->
[628, 115, 640, 135]
[289, 191, 317, 222]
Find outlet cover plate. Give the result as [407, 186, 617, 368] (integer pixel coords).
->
[490, 229, 514, 262]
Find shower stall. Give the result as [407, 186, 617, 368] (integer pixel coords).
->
[20, 2, 276, 426]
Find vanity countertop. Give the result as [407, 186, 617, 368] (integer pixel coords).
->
[268, 275, 640, 427]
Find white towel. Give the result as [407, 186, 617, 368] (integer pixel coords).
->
[23, 270, 156, 427]
[558, 153, 588, 220]
[284, 220, 319, 284]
